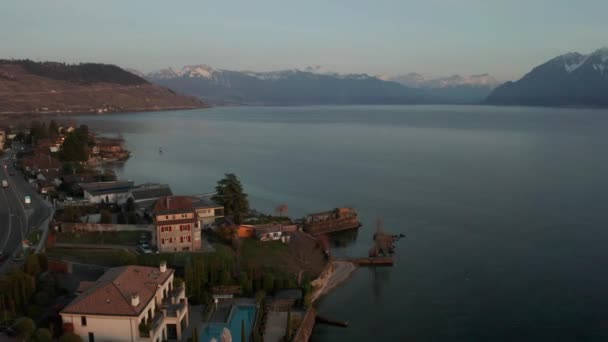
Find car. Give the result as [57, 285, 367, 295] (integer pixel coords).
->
[138, 245, 152, 254]
[0, 252, 6, 263]
[8, 171, 14, 176]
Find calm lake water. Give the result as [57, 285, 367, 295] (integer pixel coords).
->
[77, 105, 608, 341]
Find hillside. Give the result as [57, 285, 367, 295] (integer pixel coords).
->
[0, 60, 205, 115]
[484, 48, 608, 107]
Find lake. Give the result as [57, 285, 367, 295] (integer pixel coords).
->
[77, 105, 608, 341]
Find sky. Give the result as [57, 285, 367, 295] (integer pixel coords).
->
[1, 0, 607, 81]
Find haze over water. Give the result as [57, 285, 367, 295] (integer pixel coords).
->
[77, 105, 608, 341]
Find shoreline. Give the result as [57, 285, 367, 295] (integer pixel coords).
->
[311, 260, 358, 303]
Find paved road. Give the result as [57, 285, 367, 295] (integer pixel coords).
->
[0, 143, 52, 272]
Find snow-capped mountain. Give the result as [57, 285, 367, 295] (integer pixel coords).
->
[485, 47, 608, 106]
[387, 73, 499, 89]
[144, 64, 502, 105]
[144, 65, 425, 105]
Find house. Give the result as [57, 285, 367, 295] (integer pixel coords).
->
[128, 183, 173, 213]
[255, 225, 283, 242]
[21, 154, 63, 175]
[60, 263, 189, 342]
[237, 225, 255, 238]
[153, 196, 202, 253]
[80, 180, 134, 204]
[35, 179, 56, 195]
[192, 198, 224, 229]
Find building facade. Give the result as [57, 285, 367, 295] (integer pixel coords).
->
[80, 180, 134, 204]
[60, 263, 189, 342]
[153, 196, 202, 253]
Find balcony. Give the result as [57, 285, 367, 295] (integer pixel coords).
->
[139, 313, 165, 339]
[165, 301, 186, 318]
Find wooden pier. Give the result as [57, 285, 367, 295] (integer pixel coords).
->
[344, 256, 394, 266]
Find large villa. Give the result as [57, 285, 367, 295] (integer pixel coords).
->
[60, 263, 189, 342]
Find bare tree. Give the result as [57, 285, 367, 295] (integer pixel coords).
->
[275, 204, 289, 219]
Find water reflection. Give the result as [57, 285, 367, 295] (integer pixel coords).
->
[327, 228, 359, 249]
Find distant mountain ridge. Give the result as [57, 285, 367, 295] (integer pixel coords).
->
[385, 73, 500, 104]
[144, 65, 497, 105]
[145, 65, 430, 105]
[0, 59, 205, 114]
[484, 47, 608, 107]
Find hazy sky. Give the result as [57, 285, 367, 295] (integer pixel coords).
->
[1, 0, 607, 81]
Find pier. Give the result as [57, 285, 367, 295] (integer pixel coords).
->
[345, 256, 394, 266]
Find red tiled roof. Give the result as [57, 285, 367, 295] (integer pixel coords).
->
[153, 196, 197, 214]
[61, 265, 173, 317]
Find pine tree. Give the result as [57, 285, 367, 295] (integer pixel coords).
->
[241, 320, 246, 342]
[212, 174, 249, 224]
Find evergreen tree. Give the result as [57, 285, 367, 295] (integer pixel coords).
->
[212, 174, 249, 224]
[192, 327, 199, 342]
[286, 309, 292, 341]
[24, 254, 41, 276]
[241, 320, 246, 342]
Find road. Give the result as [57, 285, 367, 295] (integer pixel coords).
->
[0, 143, 52, 272]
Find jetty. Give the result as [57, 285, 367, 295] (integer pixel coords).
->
[347, 256, 394, 266]
[301, 208, 361, 236]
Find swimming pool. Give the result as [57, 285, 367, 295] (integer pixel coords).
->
[201, 305, 257, 342]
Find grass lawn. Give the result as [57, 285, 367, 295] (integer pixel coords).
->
[56, 230, 151, 245]
[46, 247, 138, 266]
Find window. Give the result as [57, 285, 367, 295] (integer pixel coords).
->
[81, 316, 87, 326]
[180, 236, 183, 243]
[169, 237, 172, 243]
[161, 238, 165, 244]
[88, 332, 94, 342]
[187, 236, 191, 242]
[165, 216, 168, 220]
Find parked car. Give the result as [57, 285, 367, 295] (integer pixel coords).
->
[0, 251, 6, 263]
[138, 244, 152, 254]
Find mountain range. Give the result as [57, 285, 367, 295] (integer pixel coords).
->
[0, 60, 205, 115]
[144, 65, 498, 105]
[485, 47, 608, 107]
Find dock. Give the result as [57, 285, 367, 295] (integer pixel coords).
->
[346, 257, 394, 266]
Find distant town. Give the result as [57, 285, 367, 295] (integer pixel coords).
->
[0, 122, 397, 342]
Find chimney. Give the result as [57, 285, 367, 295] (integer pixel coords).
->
[159, 261, 167, 274]
[131, 293, 140, 307]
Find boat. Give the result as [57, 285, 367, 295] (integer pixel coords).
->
[301, 208, 361, 236]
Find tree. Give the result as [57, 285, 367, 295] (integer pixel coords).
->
[192, 327, 199, 342]
[262, 273, 275, 293]
[117, 211, 127, 224]
[212, 174, 249, 224]
[285, 309, 292, 341]
[24, 254, 41, 276]
[59, 332, 84, 342]
[241, 320, 246, 342]
[126, 197, 136, 212]
[31, 328, 53, 342]
[13, 316, 35, 338]
[37, 254, 49, 272]
[100, 210, 112, 224]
